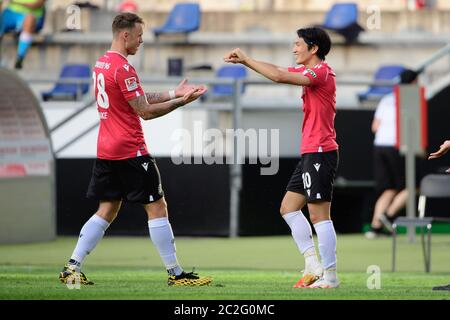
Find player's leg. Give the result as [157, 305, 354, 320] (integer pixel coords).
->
[282, 161, 322, 288]
[371, 189, 396, 228]
[144, 197, 183, 277]
[379, 149, 407, 230]
[15, 13, 36, 69]
[301, 150, 339, 288]
[124, 155, 210, 286]
[367, 147, 397, 237]
[386, 189, 407, 218]
[308, 201, 339, 288]
[0, 9, 23, 63]
[59, 200, 121, 285]
[59, 158, 121, 285]
[144, 197, 212, 286]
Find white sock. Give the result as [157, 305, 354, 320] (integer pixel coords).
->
[313, 220, 337, 272]
[70, 214, 110, 270]
[282, 211, 320, 270]
[148, 217, 183, 276]
[324, 268, 337, 282]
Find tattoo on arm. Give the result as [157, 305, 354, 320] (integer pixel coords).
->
[145, 92, 169, 103]
[129, 95, 149, 118]
[129, 95, 184, 120]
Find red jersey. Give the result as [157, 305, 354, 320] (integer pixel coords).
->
[92, 51, 148, 160]
[288, 62, 338, 155]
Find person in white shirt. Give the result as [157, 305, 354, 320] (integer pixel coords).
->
[365, 69, 418, 239]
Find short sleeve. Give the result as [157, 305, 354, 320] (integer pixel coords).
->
[115, 63, 145, 101]
[287, 66, 303, 73]
[374, 103, 383, 120]
[375, 94, 393, 120]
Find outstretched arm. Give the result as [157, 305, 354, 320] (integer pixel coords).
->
[129, 86, 207, 120]
[224, 48, 311, 86]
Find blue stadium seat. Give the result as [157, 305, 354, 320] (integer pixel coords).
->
[319, 2, 364, 44]
[153, 3, 201, 36]
[41, 64, 91, 101]
[358, 65, 405, 102]
[212, 65, 248, 97]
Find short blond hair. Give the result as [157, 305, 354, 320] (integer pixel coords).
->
[112, 12, 144, 35]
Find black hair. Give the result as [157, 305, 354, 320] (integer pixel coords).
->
[297, 27, 331, 60]
[399, 69, 419, 84]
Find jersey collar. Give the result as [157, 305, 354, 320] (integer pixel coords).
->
[107, 50, 128, 61]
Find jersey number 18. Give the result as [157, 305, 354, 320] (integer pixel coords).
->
[93, 72, 110, 109]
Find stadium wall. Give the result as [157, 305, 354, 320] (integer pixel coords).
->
[55, 103, 450, 236]
[56, 109, 378, 236]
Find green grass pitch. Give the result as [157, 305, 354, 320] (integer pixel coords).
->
[0, 235, 449, 300]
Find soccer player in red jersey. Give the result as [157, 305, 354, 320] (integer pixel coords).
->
[59, 12, 211, 286]
[225, 27, 339, 288]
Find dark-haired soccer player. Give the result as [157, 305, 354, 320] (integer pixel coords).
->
[225, 27, 339, 288]
[59, 12, 211, 286]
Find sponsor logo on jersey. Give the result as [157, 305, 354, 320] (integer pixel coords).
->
[316, 193, 321, 199]
[142, 162, 149, 171]
[314, 163, 321, 172]
[125, 77, 138, 91]
[123, 64, 130, 72]
[303, 68, 317, 78]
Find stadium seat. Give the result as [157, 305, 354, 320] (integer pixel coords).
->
[153, 3, 201, 36]
[358, 65, 405, 102]
[318, 2, 364, 44]
[392, 174, 450, 272]
[211, 65, 248, 97]
[41, 64, 91, 101]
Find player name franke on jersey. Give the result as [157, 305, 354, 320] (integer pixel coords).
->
[95, 61, 111, 70]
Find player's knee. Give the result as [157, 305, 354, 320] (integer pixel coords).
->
[280, 203, 293, 215]
[95, 202, 121, 223]
[95, 210, 118, 223]
[309, 213, 319, 225]
[147, 198, 168, 218]
[155, 198, 167, 211]
[309, 211, 330, 225]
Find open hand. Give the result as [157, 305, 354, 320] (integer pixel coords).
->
[174, 78, 203, 97]
[428, 140, 450, 160]
[428, 140, 450, 172]
[181, 86, 208, 105]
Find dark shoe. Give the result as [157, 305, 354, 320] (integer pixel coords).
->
[168, 270, 212, 286]
[432, 284, 450, 291]
[14, 57, 23, 69]
[59, 264, 94, 285]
